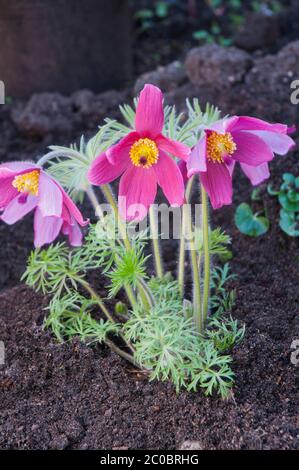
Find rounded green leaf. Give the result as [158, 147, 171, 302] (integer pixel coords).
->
[287, 189, 299, 202]
[283, 173, 295, 185]
[278, 193, 299, 212]
[279, 209, 299, 237]
[267, 184, 279, 196]
[235, 203, 269, 237]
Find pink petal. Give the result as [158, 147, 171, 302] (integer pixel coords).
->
[106, 132, 139, 165]
[200, 162, 232, 210]
[288, 125, 296, 135]
[0, 161, 37, 172]
[232, 131, 274, 165]
[0, 164, 40, 207]
[62, 220, 83, 246]
[227, 116, 287, 134]
[38, 172, 63, 217]
[0, 177, 19, 207]
[61, 190, 89, 227]
[240, 162, 270, 186]
[248, 130, 295, 155]
[226, 159, 236, 177]
[178, 160, 187, 183]
[135, 84, 164, 138]
[34, 208, 63, 248]
[154, 151, 185, 206]
[156, 134, 190, 161]
[187, 134, 207, 177]
[1, 195, 37, 224]
[88, 152, 129, 186]
[119, 166, 157, 221]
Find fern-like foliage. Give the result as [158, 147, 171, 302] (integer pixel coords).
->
[45, 293, 120, 344]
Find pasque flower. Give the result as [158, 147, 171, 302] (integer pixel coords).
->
[0, 162, 88, 247]
[88, 84, 190, 221]
[187, 116, 296, 209]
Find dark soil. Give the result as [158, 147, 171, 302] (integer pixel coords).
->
[0, 31, 299, 448]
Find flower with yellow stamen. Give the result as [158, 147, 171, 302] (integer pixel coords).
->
[12, 170, 40, 196]
[207, 131, 237, 164]
[129, 138, 159, 169]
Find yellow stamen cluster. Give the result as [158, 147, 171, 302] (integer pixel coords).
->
[12, 170, 40, 196]
[130, 138, 159, 169]
[207, 131, 237, 163]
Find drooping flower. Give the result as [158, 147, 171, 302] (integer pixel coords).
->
[88, 84, 190, 221]
[187, 116, 296, 209]
[0, 161, 88, 247]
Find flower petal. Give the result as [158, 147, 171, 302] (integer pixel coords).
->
[200, 162, 232, 210]
[1, 194, 37, 224]
[62, 220, 83, 246]
[0, 161, 37, 173]
[0, 177, 19, 208]
[106, 131, 139, 165]
[38, 172, 63, 217]
[248, 130, 295, 155]
[88, 152, 129, 186]
[34, 208, 63, 248]
[156, 134, 190, 161]
[187, 134, 207, 177]
[119, 166, 157, 221]
[153, 151, 184, 206]
[232, 131, 274, 165]
[0, 164, 40, 207]
[135, 84, 164, 138]
[227, 116, 288, 134]
[178, 160, 188, 183]
[61, 190, 89, 227]
[240, 162, 270, 186]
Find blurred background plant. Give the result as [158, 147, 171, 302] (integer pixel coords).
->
[132, 0, 288, 74]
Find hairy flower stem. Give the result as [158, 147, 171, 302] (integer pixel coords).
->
[149, 205, 163, 278]
[185, 206, 202, 333]
[100, 184, 131, 251]
[86, 185, 103, 217]
[178, 176, 195, 297]
[138, 278, 155, 311]
[201, 184, 211, 328]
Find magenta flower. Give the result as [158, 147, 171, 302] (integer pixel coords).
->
[0, 162, 88, 247]
[187, 116, 296, 209]
[88, 84, 190, 221]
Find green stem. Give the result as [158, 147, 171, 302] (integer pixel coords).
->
[201, 184, 211, 328]
[105, 339, 140, 367]
[149, 205, 163, 278]
[86, 185, 103, 217]
[101, 184, 130, 251]
[78, 278, 135, 355]
[88, 184, 149, 313]
[178, 176, 195, 297]
[138, 278, 155, 311]
[184, 205, 202, 332]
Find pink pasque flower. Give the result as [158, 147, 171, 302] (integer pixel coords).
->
[0, 161, 88, 247]
[88, 84, 190, 221]
[187, 116, 296, 209]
